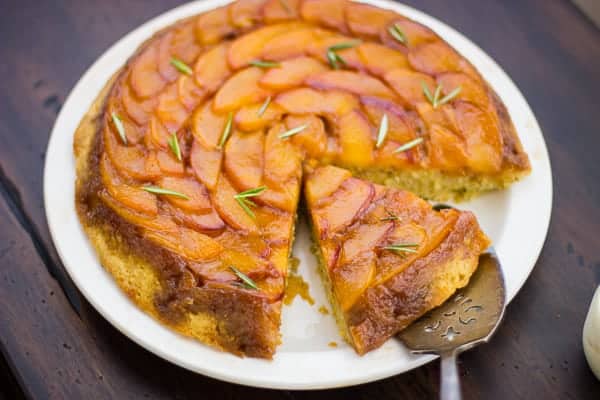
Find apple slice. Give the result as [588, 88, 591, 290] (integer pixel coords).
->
[213, 67, 272, 112]
[148, 115, 171, 149]
[177, 75, 205, 112]
[129, 43, 166, 99]
[103, 125, 158, 180]
[306, 70, 397, 100]
[190, 139, 222, 191]
[157, 176, 213, 213]
[345, 2, 395, 37]
[275, 88, 358, 115]
[212, 175, 258, 233]
[285, 114, 327, 158]
[263, 124, 302, 185]
[300, 0, 347, 32]
[361, 97, 415, 143]
[99, 191, 177, 233]
[263, 0, 300, 22]
[170, 21, 202, 65]
[99, 154, 158, 215]
[436, 72, 489, 109]
[227, 22, 305, 69]
[259, 27, 317, 61]
[121, 83, 157, 126]
[145, 227, 223, 262]
[425, 124, 467, 171]
[408, 41, 479, 79]
[304, 165, 351, 206]
[259, 56, 327, 90]
[156, 149, 185, 177]
[380, 18, 437, 50]
[234, 101, 284, 131]
[306, 34, 362, 69]
[157, 31, 179, 83]
[223, 129, 265, 191]
[340, 222, 393, 264]
[336, 110, 374, 167]
[167, 204, 226, 234]
[357, 42, 409, 77]
[313, 177, 375, 235]
[332, 252, 376, 311]
[384, 68, 436, 105]
[194, 6, 235, 45]
[191, 101, 226, 149]
[229, 0, 266, 29]
[155, 83, 190, 133]
[194, 43, 232, 93]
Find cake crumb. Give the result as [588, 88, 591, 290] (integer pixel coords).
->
[328, 341, 338, 348]
[284, 257, 315, 306]
[318, 305, 330, 315]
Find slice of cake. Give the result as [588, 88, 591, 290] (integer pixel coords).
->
[305, 165, 491, 354]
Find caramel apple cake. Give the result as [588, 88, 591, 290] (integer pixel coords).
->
[74, 0, 530, 358]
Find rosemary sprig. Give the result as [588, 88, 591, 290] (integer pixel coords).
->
[279, 0, 292, 14]
[394, 137, 424, 153]
[388, 23, 407, 45]
[170, 57, 193, 75]
[230, 265, 259, 290]
[167, 132, 182, 161]
[217, 112, 233, 149]
[111, 112, 127, 144]
[279, 124, 307, 139]
[383, 243, 419, 254]
[234, 186, 267, 219]
[142, 185, 189, 200]
[375, 114, 389, 149]
[249, 59, 281, 68]
[421, 81, 462, 108]
[380, 210, 399, 221]
[326, 41, 361, 69]
[257, 96, 271, 117]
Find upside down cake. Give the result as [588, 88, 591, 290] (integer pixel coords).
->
[74, 0, 530, 358]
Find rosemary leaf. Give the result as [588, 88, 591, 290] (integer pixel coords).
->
[433, 85, 442, 107]
[167, 132, 182, 161]
[170, 57, 193, 75]
[235, 197, 256, 219]
[230, 265, 259, 290]
[111, 112, 127, 144]
[375, 114, 389, 149]
[328, 41, 361, 52]
[421, 81, 434, 104]
[249, 59, 281, 68]
[217, 112, 233, 149]
[257, 96, 271, 117]
[326, 50, 340, 69]
[142, 186, 189, 199]
[278, 0, 292, 14]
[380, 210, 399, 221]
[388, 23, 407, 44]
[383, 243, 419, 254]
[326, 41, 360, 69]
[279, 124, 307, 139]
[234, 186, 267, 219]
[394, 137, 424, 153]
[235, 186, 267, 198]
[437, 86, 462, 107]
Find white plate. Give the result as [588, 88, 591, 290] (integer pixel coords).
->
[44, 0, 552, 390]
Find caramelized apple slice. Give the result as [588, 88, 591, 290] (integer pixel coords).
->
[212, 175, 258, 233]
[263, 0, 300, 22]
[213, 67, 272, 112]
[223, 129, 265, 191]
[340, 222, 393, 264]
[259, 27, 317, 60]
[384, 69, 436, 105]
[306, 35, 362, 69]
[275, 88, 359, 115]
[260, 57, 327, 90]
[436, 72, 489, 109]
[194, 43, 232, 93]
[361, 97, 415, 143]
[190, 139, 222, 190]
[121, 83, 157, 126]
[99, 191, 177, 232]
[263, 124, 302, 185]
[170, 22, 202, 64]
[157, 176, 212, 213]
[357, 42, 409, 77]
[336, 110, 374, 167]
[177, 75, 205, 111]
[104, 126, 158, 180]
[408, 41, 479, 79]
[148, 115, 171, 149]
[305, 165, 351, 205]
[167, 204, 226, 234]
[99, 155, 158, 215]
[306, 70, 397, 100]
[195, 6, 235, 45]
[426, 124, 468, 171]
[256, 180, 299, 212]
[381, 18, 437, 50]
[157, 31, 179, 83]
[145, 227, 223, 262]
[229, 0, 266, 28]
[345, 2, 395, 37]
[228, 22, 305, 69]
[234, 101, 284, 131]
[286, 114, 327, 158]
[191, 101, 226, 149]
[129, 43, 166, 99]
[313, 177, 375, 235]
[301, 0, 347, 32]
[453, 101, 503, 173]
[155, 83, 190, 133]
[332, 252, 376, 311]
[156, 149, 185, 176]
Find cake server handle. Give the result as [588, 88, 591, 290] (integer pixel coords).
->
[440, 350, 462, 400]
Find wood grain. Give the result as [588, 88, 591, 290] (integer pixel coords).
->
[0, 0, 599, 398]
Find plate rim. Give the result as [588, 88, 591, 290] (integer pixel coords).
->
[43, 0, 553, 390]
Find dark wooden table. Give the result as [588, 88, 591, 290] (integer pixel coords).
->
[1, 0, 599, 398]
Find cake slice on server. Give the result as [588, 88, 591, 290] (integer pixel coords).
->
[304, 165, 491, 354]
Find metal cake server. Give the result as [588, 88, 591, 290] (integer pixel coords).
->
[398, 248, 506, 400]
